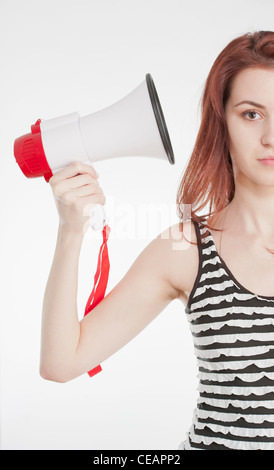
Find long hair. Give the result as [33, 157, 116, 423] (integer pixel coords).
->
[176, 30, 274, 245]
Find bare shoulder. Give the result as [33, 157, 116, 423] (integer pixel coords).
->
[116, 220, 199, 303]
[153, 220, 199, 303]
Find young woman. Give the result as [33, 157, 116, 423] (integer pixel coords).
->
[40, 30, 274, 450]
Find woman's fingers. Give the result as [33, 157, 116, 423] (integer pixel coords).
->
[49, 161, 98, 185]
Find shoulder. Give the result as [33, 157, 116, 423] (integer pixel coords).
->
[156, 220, 198, 246]
[147, 221, 200, 301]
[123, 221, 199, 304]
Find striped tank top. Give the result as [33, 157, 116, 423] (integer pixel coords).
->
[180, 220, 274, 450]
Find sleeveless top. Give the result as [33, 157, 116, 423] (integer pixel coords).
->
[179, 220, 274, 450]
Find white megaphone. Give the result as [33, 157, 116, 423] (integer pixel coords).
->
[14, 73, 175, 230]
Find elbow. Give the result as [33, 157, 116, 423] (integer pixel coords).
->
[39, 362, 72, 383]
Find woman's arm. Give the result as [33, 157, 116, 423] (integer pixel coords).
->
[40, 226, 84, 382]
[40, 162, 191, 383]
[40, 223, 187, 382]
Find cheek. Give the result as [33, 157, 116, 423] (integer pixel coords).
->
[226, 116, 254, 167]
[227, 128, 242, 169]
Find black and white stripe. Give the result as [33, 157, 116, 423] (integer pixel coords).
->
[180, 221, 274, 450]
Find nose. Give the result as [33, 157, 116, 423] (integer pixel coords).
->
[261, 117, 274, 149]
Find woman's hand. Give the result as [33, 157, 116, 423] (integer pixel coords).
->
[48, 161, 106, 235]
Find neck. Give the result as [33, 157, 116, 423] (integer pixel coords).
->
[226, 179, 274, 239]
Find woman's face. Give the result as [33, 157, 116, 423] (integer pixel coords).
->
[225, 66, 274, 188]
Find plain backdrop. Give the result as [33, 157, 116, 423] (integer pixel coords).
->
[1, 0, 274, 451]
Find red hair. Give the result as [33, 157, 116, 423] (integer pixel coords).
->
[176, 30, 274, 243]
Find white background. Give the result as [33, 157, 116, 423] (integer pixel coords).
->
[1, 0, 273, 450]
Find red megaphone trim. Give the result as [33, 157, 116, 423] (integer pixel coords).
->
[14, 119, 53, 182]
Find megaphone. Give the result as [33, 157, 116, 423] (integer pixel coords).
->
[13, 74, 175, 379]
[14, 73, 174, 230]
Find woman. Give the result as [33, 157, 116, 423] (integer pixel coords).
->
[40, 30, 274, 450]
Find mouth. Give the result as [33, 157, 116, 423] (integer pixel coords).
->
[258, 157, 274, 166]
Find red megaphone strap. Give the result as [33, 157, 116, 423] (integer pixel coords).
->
[84, 224, 110, 377]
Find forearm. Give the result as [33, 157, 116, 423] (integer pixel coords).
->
[40, 225, 84, 381]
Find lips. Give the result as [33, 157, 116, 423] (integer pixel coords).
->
[258, 158, 274, 166]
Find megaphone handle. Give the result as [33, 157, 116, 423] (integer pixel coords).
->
[89, 204, 107, 231]
[50, 164, 106, 231]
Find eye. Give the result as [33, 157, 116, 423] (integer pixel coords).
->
[242, 110, 262, 121]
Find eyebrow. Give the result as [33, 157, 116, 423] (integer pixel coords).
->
[234, 100, 266, 109]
